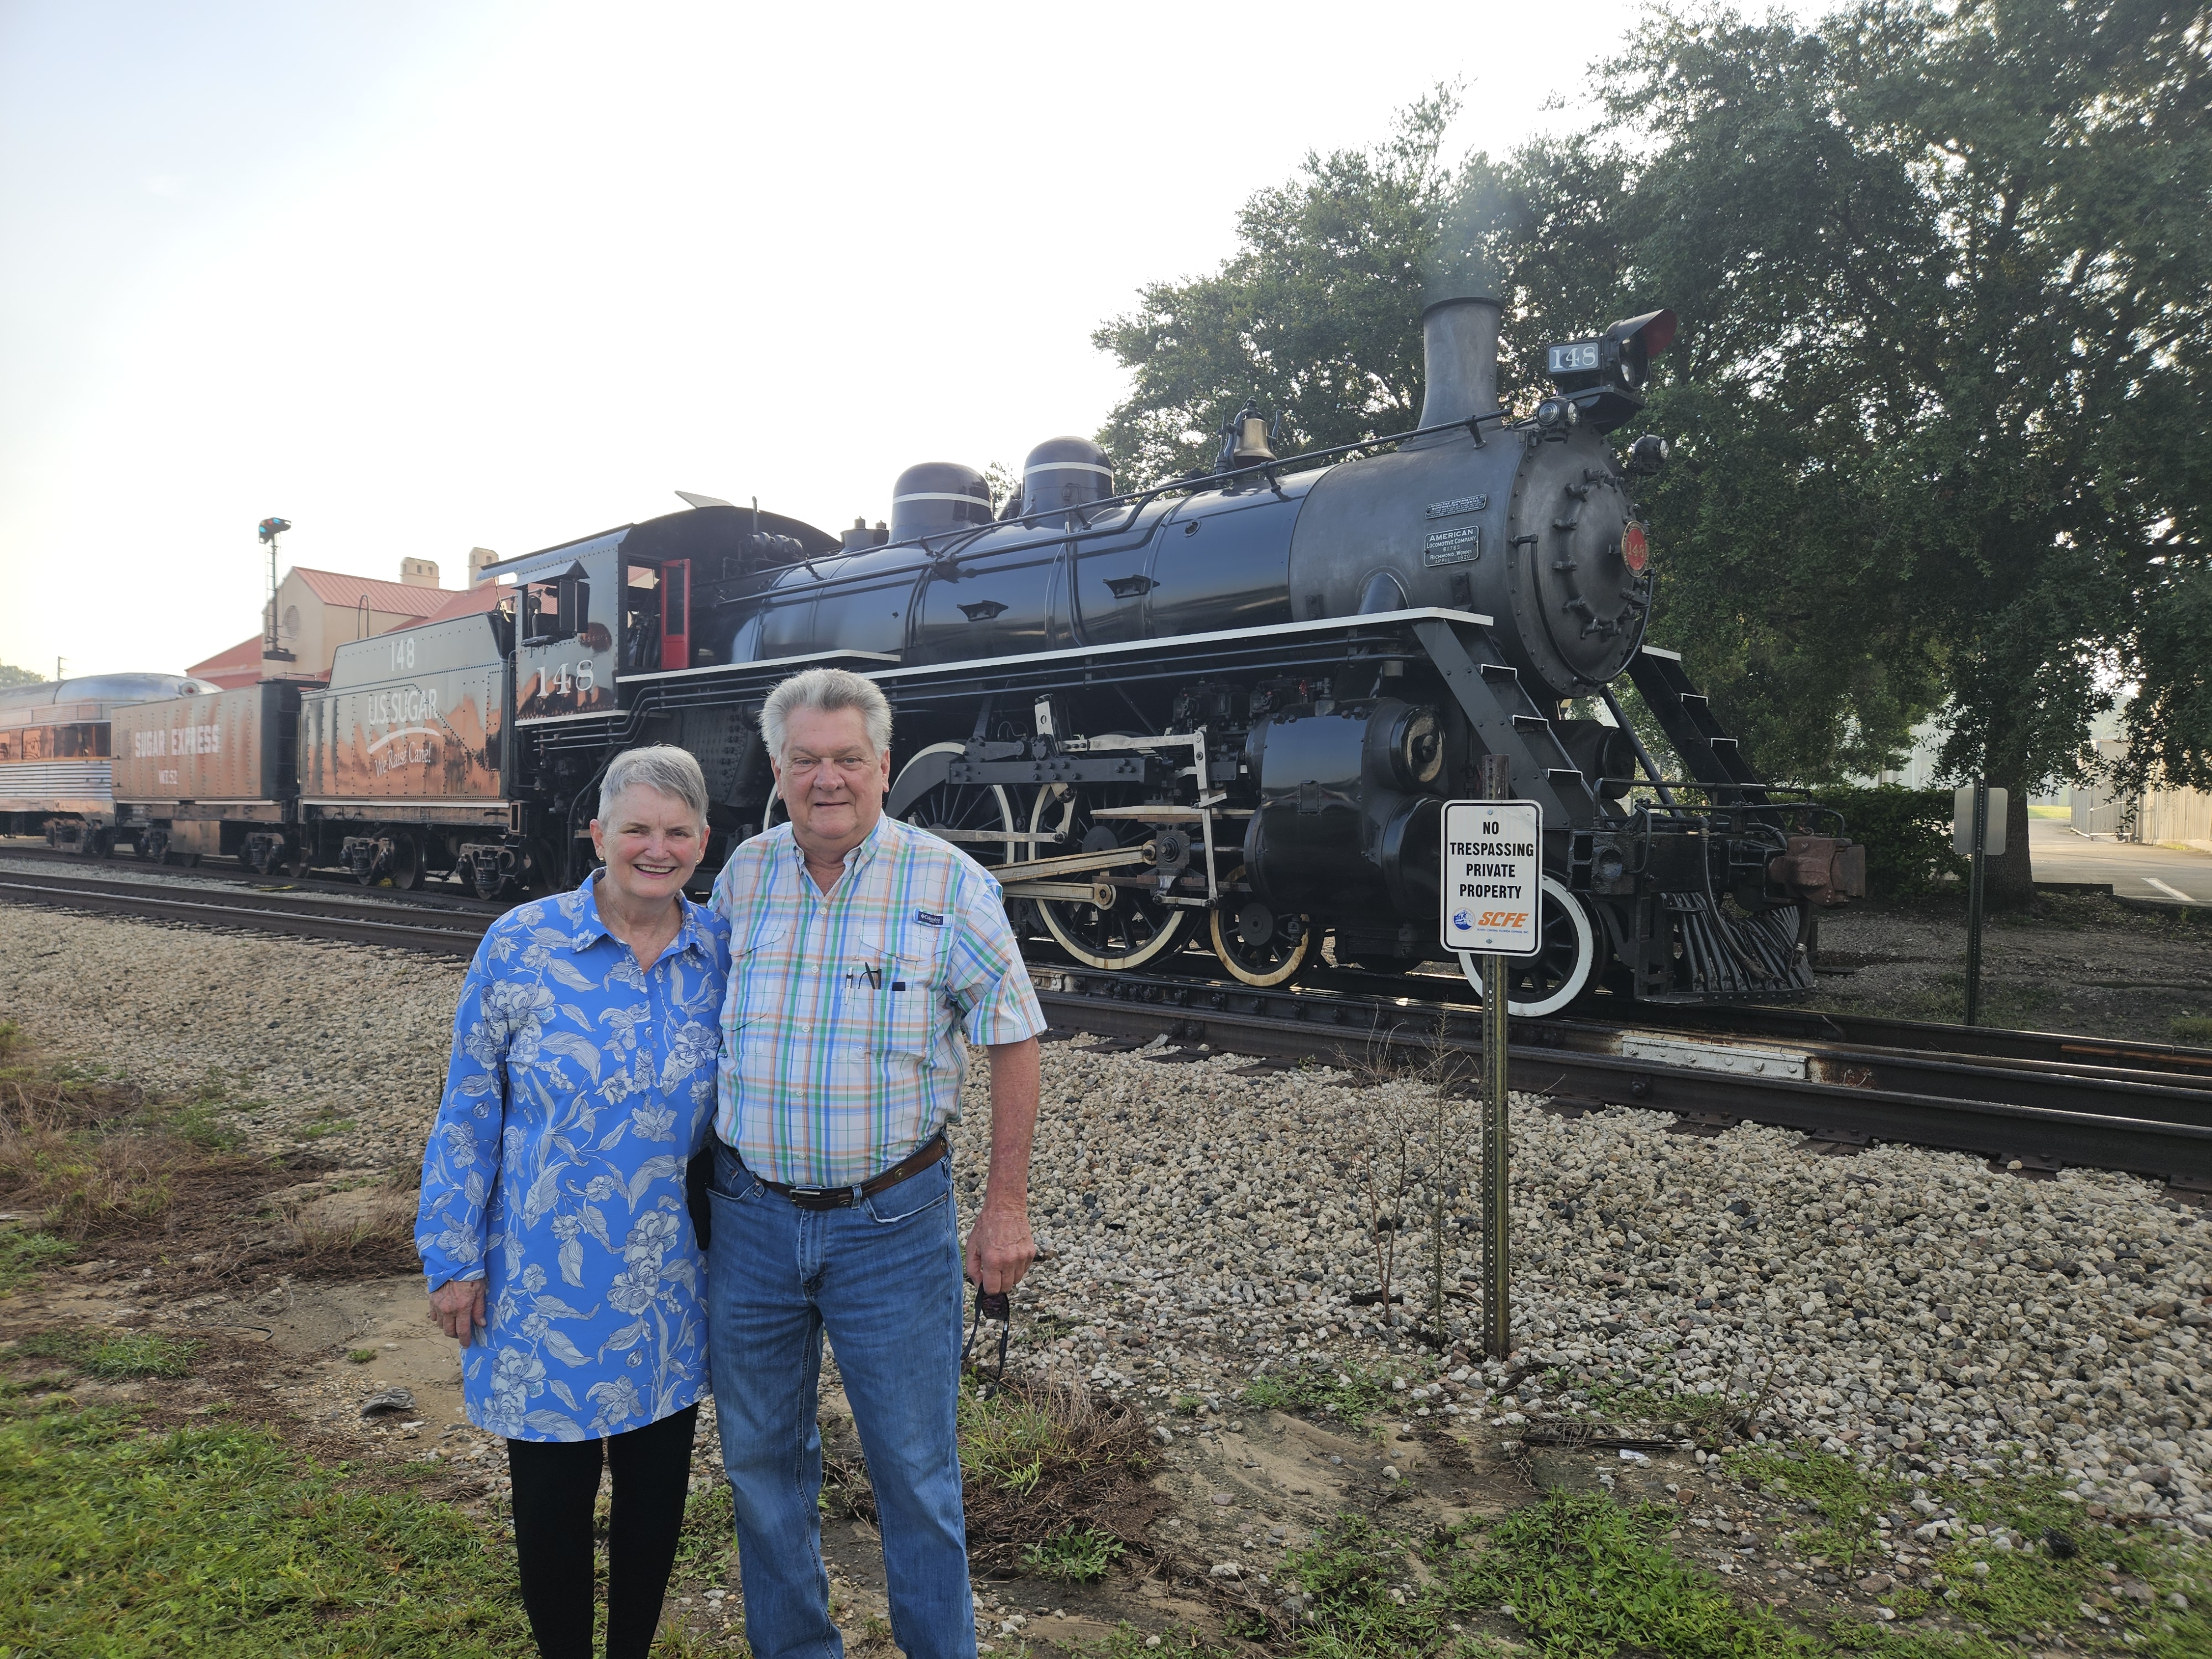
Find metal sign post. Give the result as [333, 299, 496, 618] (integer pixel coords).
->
[1953, 782, 2008, 1027]
[1442, 756, 1542, 1359]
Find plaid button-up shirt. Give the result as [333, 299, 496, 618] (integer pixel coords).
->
[709, 813, 1045, 1188]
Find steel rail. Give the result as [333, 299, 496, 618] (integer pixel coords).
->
[0, 844, 508, 916]
[1029, 967, 2212, 1190]
[0, 876, 490, 956]
[11, 859, 2212, 1186]
[1197, 957, 2212, 1087]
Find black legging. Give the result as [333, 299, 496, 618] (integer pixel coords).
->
[506, 1403, 699, 1659]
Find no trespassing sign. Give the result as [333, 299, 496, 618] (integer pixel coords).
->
[1441, 799, 1542, 957]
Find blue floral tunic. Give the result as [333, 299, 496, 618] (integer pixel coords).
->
[415, 873, 731, 1442]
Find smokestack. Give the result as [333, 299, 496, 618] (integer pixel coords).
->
[1415, 294, 1502, 432]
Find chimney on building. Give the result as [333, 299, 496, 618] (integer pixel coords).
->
[468, 547, 499, 588]
[400, 557, 441, 588]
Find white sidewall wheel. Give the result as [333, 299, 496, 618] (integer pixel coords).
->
[1027, 782, 1190, 971]
[1209, 865, 1312, 988]
[1456, 873, 1598, 1018]
[891, 741, 1015, 866]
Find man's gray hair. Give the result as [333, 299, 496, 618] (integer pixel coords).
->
[598, 744, 709, 826]
[760, 667, 893, 761]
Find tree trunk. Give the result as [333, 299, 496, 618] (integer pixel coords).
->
[1986, 781, 2035, 907]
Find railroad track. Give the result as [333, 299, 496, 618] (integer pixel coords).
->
[11, 861, 2211, 1192]
[0, 870, 494, 956]
[1029, 965, 2212, 1195]
[0, 842, 508, 915]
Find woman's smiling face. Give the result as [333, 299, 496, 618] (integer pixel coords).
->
[589, 784, 705, 906]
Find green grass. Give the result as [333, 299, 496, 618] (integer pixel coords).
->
[2169, 1013, 2212, 1045]
[1728, 1444, 2212, 1653]
[957, 1387, 1073, 1495]
[1023, 1524, 1126, 1582]
[1448, 1496, 1818, 1658]
[0, 1398, 538, 1656]
[0, 1227, 71, 1294]
[672, 1481, 736, 1583]
[1240, 1357, 1411, 1420]
[1573, 1373, 1750, 1440]
[346, 1348, 376, 1365]
[11, 1328, 200, 1380]
[1259, 1452, 2211, 1659]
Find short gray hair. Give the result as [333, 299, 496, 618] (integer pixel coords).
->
[598, 744, 709, 826]
[760, 667, 891, 761]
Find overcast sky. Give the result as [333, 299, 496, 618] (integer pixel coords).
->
[0, 1, 1825, 679]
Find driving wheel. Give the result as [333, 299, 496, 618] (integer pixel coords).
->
[890, 742, 1016, 867]
[1456, 873, 1604, 1017]
[1026, 783, 1190, 970]
[1209, 865, 1312, 987]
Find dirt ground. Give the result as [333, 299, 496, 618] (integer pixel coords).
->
[0, 1238, 1945, 1656]
[1808, 889, 2212, 1045]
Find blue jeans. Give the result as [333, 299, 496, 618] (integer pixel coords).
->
[707, 1140, 974, 1659]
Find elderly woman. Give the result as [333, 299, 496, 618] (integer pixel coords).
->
[416, 744, 730, 1659]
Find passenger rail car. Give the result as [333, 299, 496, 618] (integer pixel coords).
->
[0, 674, 221, 850]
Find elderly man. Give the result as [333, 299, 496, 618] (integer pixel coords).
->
[706, 665, 1043, 1659]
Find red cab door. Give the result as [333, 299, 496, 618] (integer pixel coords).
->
[661, 560, 690, 671]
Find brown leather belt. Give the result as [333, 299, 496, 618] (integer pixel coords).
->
[744, 1133, 948, 1211]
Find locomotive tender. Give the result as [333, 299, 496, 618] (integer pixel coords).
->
[107, 289, 1863, 1014]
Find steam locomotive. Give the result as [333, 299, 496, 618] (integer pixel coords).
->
[105, 289, 1862, 1014]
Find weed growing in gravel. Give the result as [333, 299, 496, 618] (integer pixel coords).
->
[0, 1020, 22, 1061]
[1731, 1446, 1900, 1571]
[1024, 1524, 1126, 1581]
[2169, 1013, 2212, 1045]
[944, 1378, 1161, 1575]
[0, 1227, 70, 1293]
[0, 1398, 535, 1656]
[961, 1389, 1063, 1494]
[1732, 1443, 2211, 1650]
[11, 1328, 199, 1379]
[672, 1481, 736, 1582]
[1452, 1497, 1816, 1657]
[1575, 1375, 1749, 1440]
[1241, 1358, 1402, 1420]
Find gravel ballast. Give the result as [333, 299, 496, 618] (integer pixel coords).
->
[6, 904, 2209, 1531]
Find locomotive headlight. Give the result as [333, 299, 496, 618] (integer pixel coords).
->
[1626, 433, 1670, 476]
[1534, 397, 1579, 433]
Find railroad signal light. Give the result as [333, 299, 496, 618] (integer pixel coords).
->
[258, 517, 291, 545]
